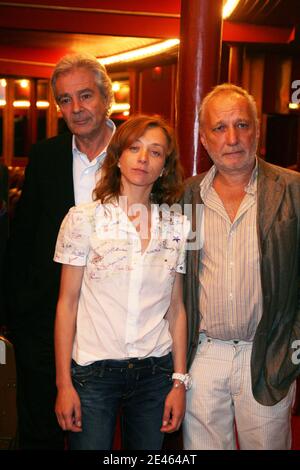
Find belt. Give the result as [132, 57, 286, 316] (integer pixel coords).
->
[199, 332, 252, 346]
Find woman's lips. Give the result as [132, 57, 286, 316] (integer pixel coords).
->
[132, 168, 148, 174]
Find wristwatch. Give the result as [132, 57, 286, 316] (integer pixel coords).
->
[172, 373, 192, 390]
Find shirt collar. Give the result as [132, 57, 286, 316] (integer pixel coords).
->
[200, 165, 217, 200]
[245, 159, 258, 195]
[200, 157, 258, 199]
[72, 118, 116, 163]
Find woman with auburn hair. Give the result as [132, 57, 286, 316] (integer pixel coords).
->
[94, 114, 183, 205]
[53, 115, 191, 450]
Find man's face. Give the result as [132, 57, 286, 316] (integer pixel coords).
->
[200, 92, 259, 175]
[54, 67, 108, 140]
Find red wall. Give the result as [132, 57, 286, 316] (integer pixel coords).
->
[137, 64, 177, 123]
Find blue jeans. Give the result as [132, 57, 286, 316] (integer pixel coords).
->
[69, 353, 173, 450]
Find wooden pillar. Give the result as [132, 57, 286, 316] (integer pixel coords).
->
[228, 45, 243, 86]
[128, 68, 140, 115]
[3, 79, 14, 167]
[29, 79, 37, 149]
[47, 82, 58, 138]
[176, 0, 223, 176]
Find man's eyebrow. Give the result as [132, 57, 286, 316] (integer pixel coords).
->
[212, 121, 225, 127]
[57, 88, 93, 98]
[57, 92, 70, 99]
[211, 118, 250, 126]
[78, 88, 94, 94]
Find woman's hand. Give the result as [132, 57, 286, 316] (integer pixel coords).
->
[55, 385, 82, 432]
[160, 383, 186, 433]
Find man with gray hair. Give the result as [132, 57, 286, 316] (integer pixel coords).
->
[182, 83, 300, 449]
[6, 53, 115, 449]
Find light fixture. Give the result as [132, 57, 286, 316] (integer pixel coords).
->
[99, 2, 238, 68]
[289, 103, 300, 110]
[223, 0, 240, 19]
[0, 99, 6, 106]
[12, 100, 52, 108]
[100, 39, 179, 66]
[20, 79, 29, 89]
[111, 102, 130, 113]
[13, 100, 30, 108]
[36, 100, 50, 108]
[112, 82, 121, 92]
[0, 79, 7, 88]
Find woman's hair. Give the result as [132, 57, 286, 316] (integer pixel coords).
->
[94, 115, 184, 205]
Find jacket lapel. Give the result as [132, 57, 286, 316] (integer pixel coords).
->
[258, 159, 286, 242]
[57, 133, 75, 213]
[192, 186, 202, 273]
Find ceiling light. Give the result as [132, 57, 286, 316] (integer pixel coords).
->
[13, 100, 30, 108]
[99, 2, 239, 68]
[112, 82, 121, 92]
[20, 79, 29, 89]
[36, 100, 50, 108]
[111, 103, 130, 113]
[223, 0, 240, 19]
[289, 103, 300, 110]
[100, 39, 179, 66]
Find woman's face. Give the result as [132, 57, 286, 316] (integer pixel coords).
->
[118, 126, 168, 192]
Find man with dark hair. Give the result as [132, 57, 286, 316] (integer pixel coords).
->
[6, 53, 115, 449]
[182, 83, 300, 450]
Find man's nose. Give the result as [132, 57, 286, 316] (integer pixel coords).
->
[226, 127, 238, 145]
[72, 97, 82, 113]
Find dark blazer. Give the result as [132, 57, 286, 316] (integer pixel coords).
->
[182, 158, 300, 405]
[6, 132, 74, 331]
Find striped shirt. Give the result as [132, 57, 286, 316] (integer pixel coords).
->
[199, 163, 262, 341]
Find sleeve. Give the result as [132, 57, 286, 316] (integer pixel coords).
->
[5, 144, 44, 318]
[54, 206, 92, 266]
[175, 215, 191, 275]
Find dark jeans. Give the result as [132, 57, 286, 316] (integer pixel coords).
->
[69, 353, 173, 450]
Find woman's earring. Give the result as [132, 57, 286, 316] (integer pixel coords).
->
[160, 168, 165, 177]
[117, 161, 121, 168]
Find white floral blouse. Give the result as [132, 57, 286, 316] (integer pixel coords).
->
[54, 201, 190, 365]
